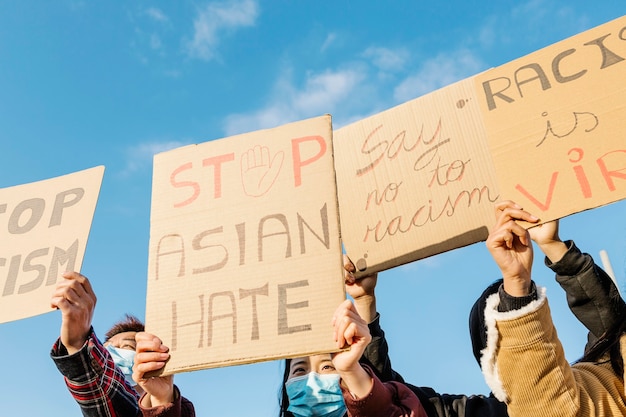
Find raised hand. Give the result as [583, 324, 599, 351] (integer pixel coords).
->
[331, 300, 372, 372]
[486, 201, 538, 297]
[343, 254, 377, 323]
[133, 332, 174, 407]
[528, 219, 568, 263]
[330, 299, 373, 398]
[50, 271, 97, 354]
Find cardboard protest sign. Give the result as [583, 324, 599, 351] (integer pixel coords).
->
[334, 15, 626, 276]
[146, 115, 345, 374]
[0, 166, 104, 323]
[334, 78, 498, 274]
[476, 15, 626, 222]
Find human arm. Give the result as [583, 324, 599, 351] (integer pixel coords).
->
[485, 201, 537, 298]
[552, 241, 626, 350]
[50, 271, 140, 417]
[344, 255, 377, 323]
[331, 300, 427, 416]
[530, 220, 626, 348]
[50, 271, 97, 355]
[482, 202, 580, 416]
[344, 255, 405, 383]
[50, 328, 140, 417]
[343, 366, 427, 417]
[332, 299, 374, 398]
[133, 332, 196, 417]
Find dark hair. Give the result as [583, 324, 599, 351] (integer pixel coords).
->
[577, 308, 626, 379]
[468, 279, 503, 366]
[279, 358, 294, 417]
[104, 314, 145, 342]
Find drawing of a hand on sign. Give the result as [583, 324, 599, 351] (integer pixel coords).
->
[240, 145, 284, 197]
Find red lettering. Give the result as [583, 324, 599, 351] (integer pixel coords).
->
[515, 172, 558, 211]
[597, 149, 626, 191]
[202, 153, 235, 199]
[568, 148, 591, 198]
[355, 125, 386, 177]
[291, 136, 326, 187]
[170, 163, 200, 208]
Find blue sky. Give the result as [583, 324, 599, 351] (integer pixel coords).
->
[1, 1, 625, 415]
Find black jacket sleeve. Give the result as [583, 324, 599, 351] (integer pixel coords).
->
[359, 313, 405, 383]
[549, 240, 626, 351]
[407, 385, 508, 417]
[360, 315, 509, 417]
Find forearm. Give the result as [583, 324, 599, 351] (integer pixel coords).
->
[51, 329, 140, 417]
[483, 292, 580, 417]
[339, 365, 373, 400]
[411, 386, 508, 417]
[353, 295, 376, 324]
[360, 314, 405, 382]
[550, 241, 626, 343]
[343, 365, 426, 417]
[140, 386, 196, 417]
[537, 240, 568, 264]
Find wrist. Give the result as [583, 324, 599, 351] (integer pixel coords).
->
[498, 281, 538, 312]
[339, 365, 373, 399]
[502, 276, 531, 297]
[142, 390, 175, 408]
[352, 296, 376, 323]
[64, 338, 88, 355]
[538, 240, 567, 263]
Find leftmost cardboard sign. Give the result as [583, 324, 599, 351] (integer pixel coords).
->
[0, 166, 104, 324]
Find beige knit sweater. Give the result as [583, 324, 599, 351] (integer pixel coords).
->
[480, 287, 626, 417]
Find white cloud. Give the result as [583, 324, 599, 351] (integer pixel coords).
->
[121, 140, 192, 176]
[185, 0, 259, 61]
[223, 66, 366, 136]
[362, 46, 408, 72]
[393, 49, 484, 103]
[145, 7, 168, 23]
[320, 33, 336, 53]
[398, 256, 439, 272]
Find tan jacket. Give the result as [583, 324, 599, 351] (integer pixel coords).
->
[480, 287, 626, 417]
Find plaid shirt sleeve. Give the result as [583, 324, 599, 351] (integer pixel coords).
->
[51, 327, 141, 417]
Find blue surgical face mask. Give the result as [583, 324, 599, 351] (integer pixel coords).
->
[106, 345, 136, 387]
[286, 372, 347, 417]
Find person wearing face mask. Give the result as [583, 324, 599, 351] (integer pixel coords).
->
[340, 213, 626, 417]
[276, 299, 427, 417]
[50, 271, 195, 417]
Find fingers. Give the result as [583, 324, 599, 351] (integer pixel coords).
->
[487, 223, 526, 250]
[492, 202, 539, 247]
[331, 300, 369, 348]
[50, 272, 96, 310]
[343, 254, 356, 273]
[135, 332, 170, 353]
[494, 202, 539, 226]
[343, 254, 356, 284]
[133, 356, 167, 381]
[134, 332, 171, 381]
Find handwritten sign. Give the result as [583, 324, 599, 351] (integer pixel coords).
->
[0, 166, 104, 323]
[477, 15, 626, 220]
[335, 15, 626, 276]
[334, 78, 499, 274]
[145, 115, 345, 374]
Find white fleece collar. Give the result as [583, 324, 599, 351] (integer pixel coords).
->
[479, 286, 548, 402]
